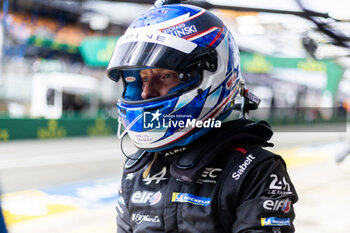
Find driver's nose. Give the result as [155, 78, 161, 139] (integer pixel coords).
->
[141, 76, 161, 99]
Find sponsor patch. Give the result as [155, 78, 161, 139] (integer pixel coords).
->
[132, 213, 160, 224]
[131, 191, 162, 206]
[231, 154, 256, 180]
[164, 147, 187, 157]
[225, 72, 237, 89]
[201, 167, 222, 178]
[142, 167, 167, 185]
[196, 167, 222, 184]
[263, 199, 291, 213]
[261, 217, 290, 226]
[267, 174, 292, 195]
[125, 76, 136, 82]
[149, 191, 162, 206]
[171, 192, 211, 206]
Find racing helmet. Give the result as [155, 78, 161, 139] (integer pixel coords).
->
[107, 3, 242, 152]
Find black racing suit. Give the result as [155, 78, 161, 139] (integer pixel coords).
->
[116, 120, 298, 233]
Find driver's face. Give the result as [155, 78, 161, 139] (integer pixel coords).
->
[140, 68, 181, 100]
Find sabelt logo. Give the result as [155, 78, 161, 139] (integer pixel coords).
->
[232, 154, 256, 180]
[263, 199, 291, 213]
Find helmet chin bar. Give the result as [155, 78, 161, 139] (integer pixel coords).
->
[233, 80, 261, 119]
[117, 112, 144, 140]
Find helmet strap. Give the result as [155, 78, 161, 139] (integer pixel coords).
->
[120, 133, 139, 160]
[118, 114, 145, 160]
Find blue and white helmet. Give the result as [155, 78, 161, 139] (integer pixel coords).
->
[107, 3, 242, 152]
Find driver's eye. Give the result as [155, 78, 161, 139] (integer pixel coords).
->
[164, 74, 171, 79]
[161, 72, 177, 80]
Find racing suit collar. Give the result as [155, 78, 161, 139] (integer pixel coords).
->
[170, 119, 274, 183]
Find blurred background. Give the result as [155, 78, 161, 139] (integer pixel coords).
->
[0, 0, 349, 233]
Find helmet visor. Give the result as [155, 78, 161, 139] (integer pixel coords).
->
[107, 31, 197, 81]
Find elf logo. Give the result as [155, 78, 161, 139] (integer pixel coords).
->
[131, 191, 162, 206]
[263, 199, 291, 213]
